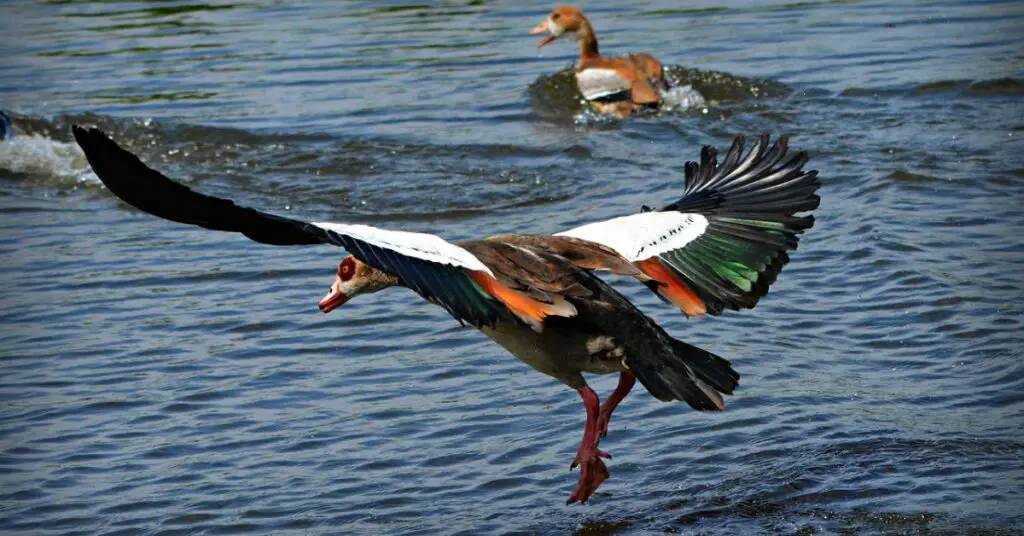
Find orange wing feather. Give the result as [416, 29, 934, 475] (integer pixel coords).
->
[636, 258, 707, 317]
[469, 271, 577, 328]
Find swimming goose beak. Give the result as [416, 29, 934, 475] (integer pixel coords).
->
[531, 21, 557, 48]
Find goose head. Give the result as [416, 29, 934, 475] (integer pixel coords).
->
[318, 256, 398, 313]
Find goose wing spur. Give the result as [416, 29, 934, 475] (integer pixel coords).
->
[71, 126, 579, 330]
[557, 133, 821, 316]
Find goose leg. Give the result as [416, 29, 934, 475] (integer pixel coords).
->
[596, 371, 636, 440]
[567, 385, 611, 504]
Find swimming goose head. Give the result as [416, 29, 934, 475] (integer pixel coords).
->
[530, 6, 592, 49]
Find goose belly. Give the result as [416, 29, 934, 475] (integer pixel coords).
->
[479, 322, 628, 387]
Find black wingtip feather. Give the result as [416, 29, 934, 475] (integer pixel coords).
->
[72, 125, 325, 246]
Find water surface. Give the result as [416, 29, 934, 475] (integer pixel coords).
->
[1, 0, 1022, 534]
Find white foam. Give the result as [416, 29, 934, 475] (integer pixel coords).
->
[0, 134, 98, 184]
[660, 84, 708, 111]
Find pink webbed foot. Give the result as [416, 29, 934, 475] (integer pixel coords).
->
[566, 385, 615, 504]
[567, 446, 610, 504]
[570, 446, 611, 470]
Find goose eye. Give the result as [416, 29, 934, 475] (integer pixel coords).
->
[339, 258, 356, 281]
[552, 13, 561, 20]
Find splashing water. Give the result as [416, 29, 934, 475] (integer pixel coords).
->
[0, 134, 97, 184]
[660, 84, 708, 112]
[571, 83, 708, 124]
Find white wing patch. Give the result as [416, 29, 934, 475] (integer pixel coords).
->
[556, 212, 709, 262]
[576, 68, 631, 101]
[311, 222, 494, 276]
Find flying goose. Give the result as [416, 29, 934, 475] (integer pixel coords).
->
[72, 126, 819, 503]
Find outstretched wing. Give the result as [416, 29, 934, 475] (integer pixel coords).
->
[72, 126, 574, 329]
[558, 133, 820, 316]
[73, 126, 325, 246]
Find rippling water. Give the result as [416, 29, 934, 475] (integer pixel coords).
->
[2, 0, 1023, 534]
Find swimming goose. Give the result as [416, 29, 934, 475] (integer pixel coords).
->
[72, 126, 819, 504]
[530, 6, 679, 117]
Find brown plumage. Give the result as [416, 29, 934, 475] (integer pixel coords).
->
[530, 6, 669, 117]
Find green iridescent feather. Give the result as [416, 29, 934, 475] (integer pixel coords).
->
[654, 134, 820, 315]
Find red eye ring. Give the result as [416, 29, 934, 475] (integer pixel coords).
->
[338, 257, 356, 281]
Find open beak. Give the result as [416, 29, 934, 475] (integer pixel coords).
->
[531, 21, 557, 48]
[318, 286, 350, 313]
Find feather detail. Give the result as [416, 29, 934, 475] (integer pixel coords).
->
[635, 258, 707, 316]
[650, 134, 821, 314]
[468, 271, 577, 331]
[556, 212, 709, 261]
[313, 222, 494, 276]
[557, 133, 820, 317]
[576, 68, 631, 101]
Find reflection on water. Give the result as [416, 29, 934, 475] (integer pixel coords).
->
[1, 0, 1023, 533]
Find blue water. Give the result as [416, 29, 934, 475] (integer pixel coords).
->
[1, 0, 1022, 534]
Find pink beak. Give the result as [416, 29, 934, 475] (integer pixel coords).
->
[318, 286, 349, 313]
[531, 21, 556, 48]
